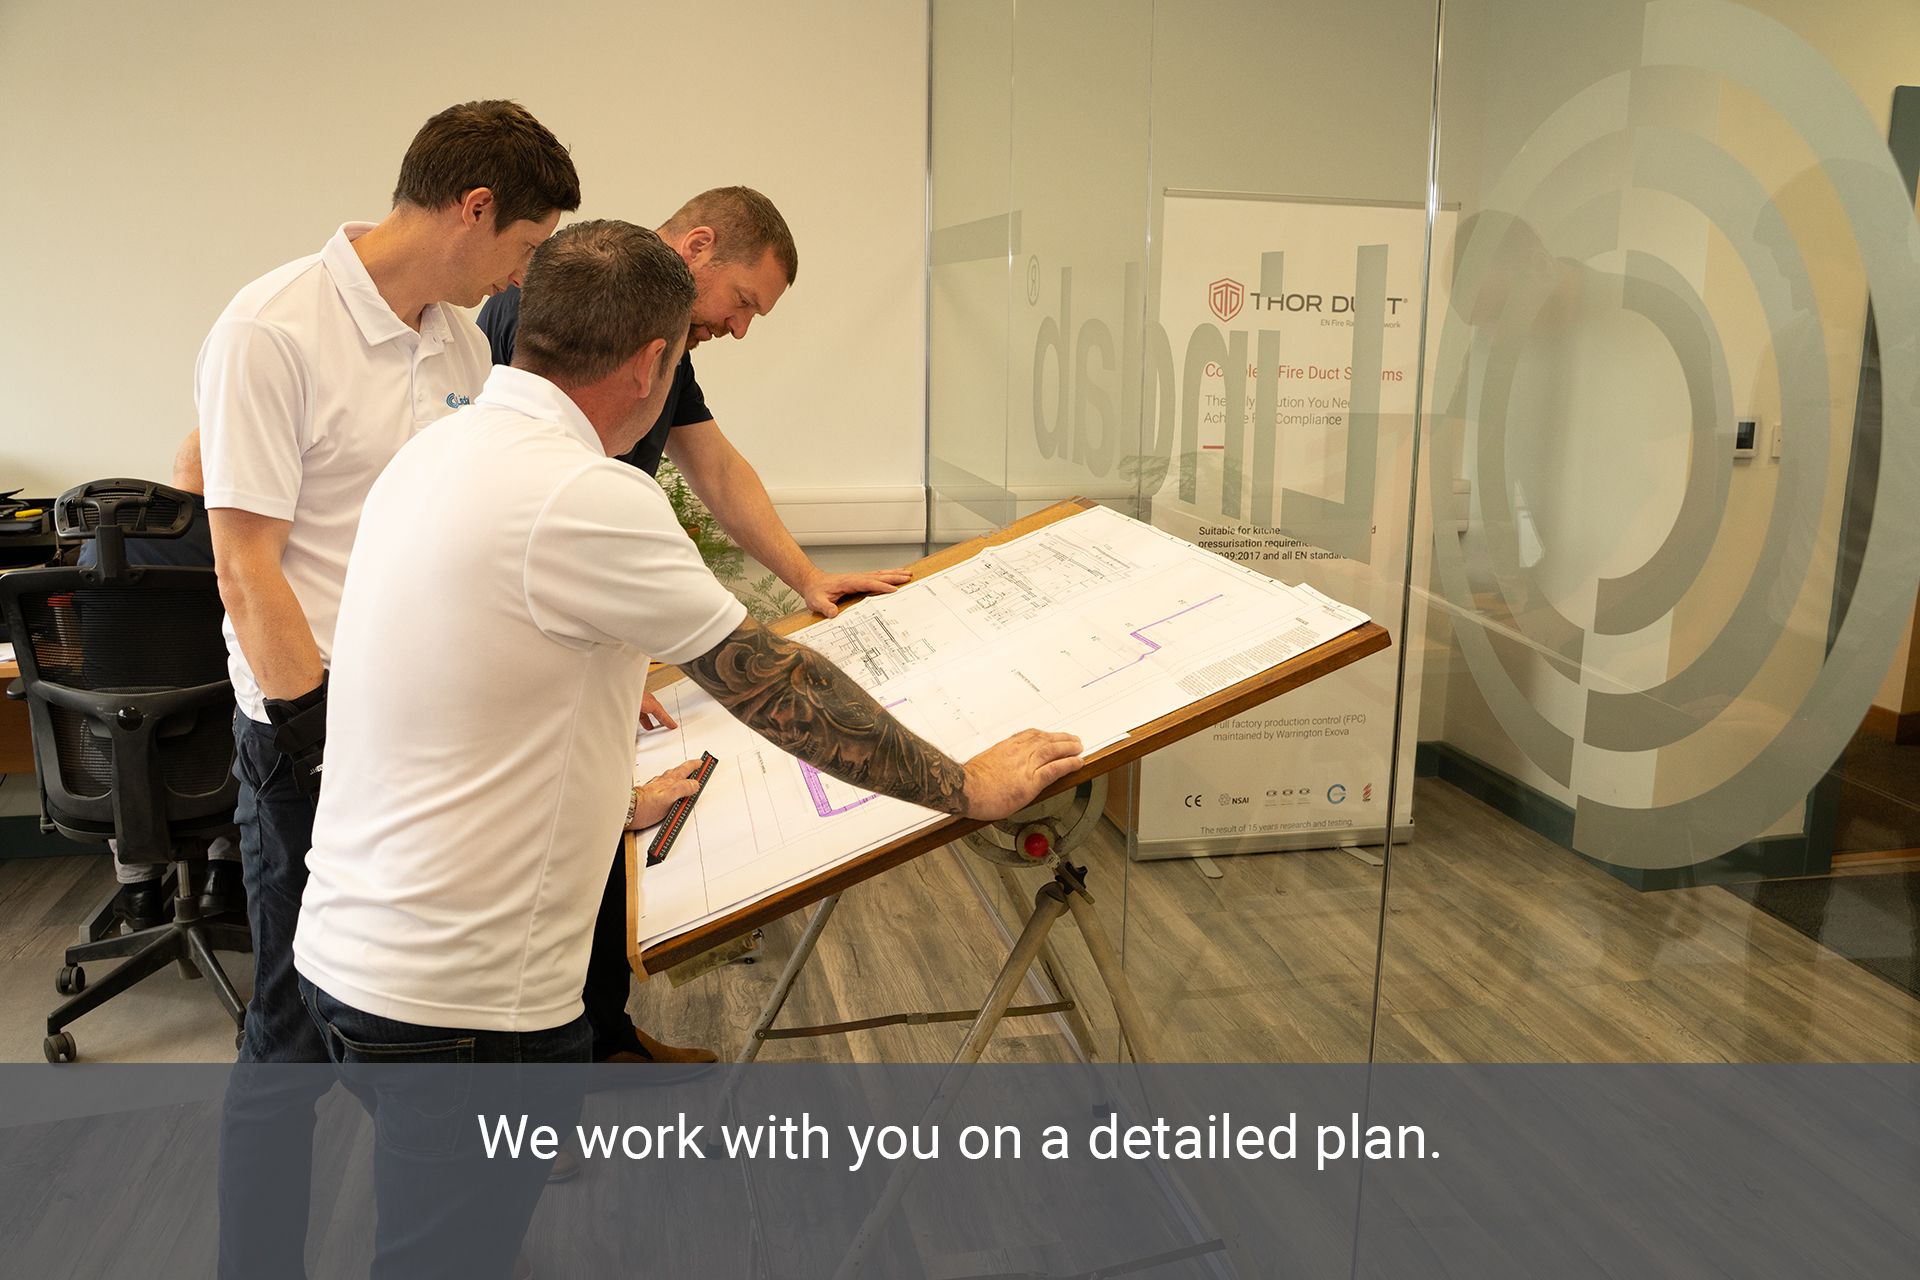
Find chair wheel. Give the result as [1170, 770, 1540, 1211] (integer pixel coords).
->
[55, 964, 85, 996]
[44, 1032, 77, 1063]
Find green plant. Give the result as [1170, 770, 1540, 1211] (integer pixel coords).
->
[735, 571, 806, 624]
[657, 459, 803, 622]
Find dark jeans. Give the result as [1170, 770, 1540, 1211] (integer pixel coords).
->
[232, 708, 327, 1063]
[585, 835, 644, 1059]
[301, 977, 590, 1279]
[217, 710, 331, 1278]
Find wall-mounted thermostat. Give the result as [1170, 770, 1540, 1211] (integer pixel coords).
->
[1734, 417, 1759, 460]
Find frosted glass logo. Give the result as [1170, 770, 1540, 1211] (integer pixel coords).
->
[1209, 278, 1244, 323]
[1427, 0, 1920, 869]
[1029, 248, 1395, 563]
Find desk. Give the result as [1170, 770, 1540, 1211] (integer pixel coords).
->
[635, 498, 1391, 975]
[0, 657, 30, 776]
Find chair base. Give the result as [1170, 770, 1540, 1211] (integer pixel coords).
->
[46, 860, 253, 1062]
[75, 876, 128, 945]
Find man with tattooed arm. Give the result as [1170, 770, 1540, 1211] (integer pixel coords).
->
[286, 219, 1078, 1275]
[292, 218, 1079, 1070]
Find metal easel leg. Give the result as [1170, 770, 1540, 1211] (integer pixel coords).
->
[714, 889, 848, 1280]
[737, 891, 842, 1064]
[713, 893, 843, 1150]
[985, 859, 1097, 1058]
[831, 878, 1073, 1280]
[950, 881, 1071, 1067]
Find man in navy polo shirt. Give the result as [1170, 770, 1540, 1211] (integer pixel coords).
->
[478, 186, 910, 1067]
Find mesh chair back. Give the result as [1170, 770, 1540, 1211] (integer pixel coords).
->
[1, 563, 237, 851]
[58, 481, 194, 540]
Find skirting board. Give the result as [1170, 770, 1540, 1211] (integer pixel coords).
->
[766, 486, 927, 546]
[0, 814, 95, 859]
[1413, 741, 1829, 890]
[756, 480, 1140, 546]
[1862, 703, 1920, 745]
[928, 475, 1143, 543]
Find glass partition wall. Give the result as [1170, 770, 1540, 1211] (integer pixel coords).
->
[929, 0, 1164, 1064]
[1379, 0, 1920, 1063]
[929, 0, 1920, 1066]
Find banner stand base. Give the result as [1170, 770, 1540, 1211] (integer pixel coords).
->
[1126, 822, 1410, 862]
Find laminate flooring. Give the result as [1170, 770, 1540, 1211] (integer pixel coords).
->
[4, 778, 1916, 1064]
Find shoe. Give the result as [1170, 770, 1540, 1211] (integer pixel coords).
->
[116, 878, 169, 932]
[592, 1026, 718, 1086]
[597, 1026, 720, 1064]
[629, 1027, 718, 1065]
[197, 860, 246, 918]
[547, 1150, 581, 1183]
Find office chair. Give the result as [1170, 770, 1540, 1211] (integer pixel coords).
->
[1, 479, 251, 1062]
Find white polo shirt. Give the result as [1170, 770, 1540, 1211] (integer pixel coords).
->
[197, 222, 493, 722]
[293, 366, 747, 1033]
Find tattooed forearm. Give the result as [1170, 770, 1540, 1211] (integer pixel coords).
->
[681, 620, 971, 815]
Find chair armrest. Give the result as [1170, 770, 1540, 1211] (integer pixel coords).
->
[6, 677, 21, 701]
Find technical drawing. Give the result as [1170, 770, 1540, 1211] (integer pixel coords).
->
[630, 506, 1370, 949]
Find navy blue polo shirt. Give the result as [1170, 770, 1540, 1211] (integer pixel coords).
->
[74, 506, 215, 569]
[476, 285, 711, 478]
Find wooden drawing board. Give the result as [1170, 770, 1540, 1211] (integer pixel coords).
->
[631, 498, 1391, 975]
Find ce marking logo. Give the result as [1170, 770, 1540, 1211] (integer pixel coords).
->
[1182, 794, 1204, 808]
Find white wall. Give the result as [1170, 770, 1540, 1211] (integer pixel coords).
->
[0, 0, 928, 541]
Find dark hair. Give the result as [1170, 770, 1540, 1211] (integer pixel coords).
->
[660, 186, 798, 284]
[514, 221, 696, 386]
[392, 100, 581, 230]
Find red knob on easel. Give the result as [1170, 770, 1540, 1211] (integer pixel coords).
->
[1022, 830, 1051, 859]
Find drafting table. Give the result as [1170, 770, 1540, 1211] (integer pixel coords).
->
[628, 498, 1390, 1062]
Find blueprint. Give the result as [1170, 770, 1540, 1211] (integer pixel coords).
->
[632, 504, 1370, 951]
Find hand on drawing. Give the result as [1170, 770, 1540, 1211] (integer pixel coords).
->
[638, 691, 678, 733]
[799, 567, 913, 618]
[629, 758, 704, 830]
[961, 729, 1084, 821]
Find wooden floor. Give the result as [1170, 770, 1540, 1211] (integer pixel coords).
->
[4, 778, 1917, 1063]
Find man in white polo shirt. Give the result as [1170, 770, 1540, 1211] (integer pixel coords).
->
[289, 222, 1080, 1275]
[300, 218, 1081, 1045]
[202, 100, 579, 1280]
[198, 100, 581, 1069]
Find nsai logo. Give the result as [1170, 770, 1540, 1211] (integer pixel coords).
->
[1208, 277, 1244, 324]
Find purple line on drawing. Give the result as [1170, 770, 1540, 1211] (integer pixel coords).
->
[1080, 594, 1226, 688]
[801, 763, 874, 817]
[799, 698, 908, 817]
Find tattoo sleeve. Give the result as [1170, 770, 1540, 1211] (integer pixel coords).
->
[680, 620, 971, 815]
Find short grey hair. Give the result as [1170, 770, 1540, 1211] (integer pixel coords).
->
[513, 220, 695, 386]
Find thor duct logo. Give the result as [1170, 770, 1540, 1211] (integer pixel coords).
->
[1027, 247, 1397, 561]
[1208, 277, 1244, 323]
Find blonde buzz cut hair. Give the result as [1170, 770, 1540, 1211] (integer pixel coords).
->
[660, 186, 798, 284]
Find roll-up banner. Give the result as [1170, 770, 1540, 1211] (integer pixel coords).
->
[1127, 192, 1453, 858]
